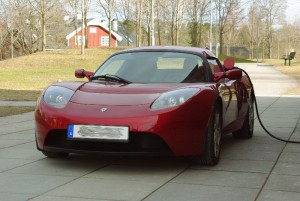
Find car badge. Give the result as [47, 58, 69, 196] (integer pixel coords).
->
[101, 108, 108, 112]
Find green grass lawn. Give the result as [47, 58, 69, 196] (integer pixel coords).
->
[0, 47, 123, 91]
[0, 89, 42, 101]
[0, 106, 36, 117]
[219, 54, 256, 63]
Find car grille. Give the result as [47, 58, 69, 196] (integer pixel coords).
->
[44, 130, 172, 155]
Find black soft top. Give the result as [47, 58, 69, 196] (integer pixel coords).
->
[113, 46, 217, 59]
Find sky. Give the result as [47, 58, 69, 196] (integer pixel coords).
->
[286, 0, 300, 22]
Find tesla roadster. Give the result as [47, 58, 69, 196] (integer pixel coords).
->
[35, 46, 254, 165]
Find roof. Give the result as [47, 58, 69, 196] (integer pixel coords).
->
[113, 46, 217, 58]
[66, 19, 122, 41]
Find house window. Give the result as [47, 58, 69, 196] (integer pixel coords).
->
[90, 27, 97, 33]
[75, 36, 85, 45]
[101, 36, 109, 46]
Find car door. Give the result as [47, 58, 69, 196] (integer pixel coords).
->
[207, 58, 239, 128]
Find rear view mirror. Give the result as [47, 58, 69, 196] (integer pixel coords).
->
[223, 58, 235, 70]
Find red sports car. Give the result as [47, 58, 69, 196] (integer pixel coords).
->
[35, 46, 254, 165]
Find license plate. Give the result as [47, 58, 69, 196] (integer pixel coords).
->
[67, 124, 129, 141]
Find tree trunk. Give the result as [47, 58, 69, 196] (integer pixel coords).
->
[41, 0, 46, 52]
[10, 29, 14, 58]
[81, 0, 85, 55]
[135, 0, 143, 47]
[190, 0, 198, 47]
[109, 14, 112, 47]
[219, 30, 223, 55]
[84, 0, 88, 48]
[147, 1, 151, 46]
[156, 6, 161, 45]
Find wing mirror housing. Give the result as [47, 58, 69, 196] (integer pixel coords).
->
[214, 69, 242, 82]
[227, 69, 242, 80]
[75, 69, 94, 80]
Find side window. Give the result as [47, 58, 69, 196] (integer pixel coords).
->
[207, 58, 223, 74]
[183, 57, 207, 83]
[197, 60, 205, 69]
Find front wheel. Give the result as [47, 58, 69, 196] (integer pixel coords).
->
[232, 96, 254, 139]
[195, 103, 222, 166]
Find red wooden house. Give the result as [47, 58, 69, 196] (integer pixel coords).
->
[66, 19, 122, 48]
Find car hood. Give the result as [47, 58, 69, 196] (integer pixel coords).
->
[65, 82, 199, 106]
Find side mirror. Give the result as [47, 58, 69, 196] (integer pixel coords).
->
[226, 69, 242, 80]
[223, 58, 235, 70]
[75, 69, 94, 80]
[214, 69, 242, 82]
[75, 69, 85, 78]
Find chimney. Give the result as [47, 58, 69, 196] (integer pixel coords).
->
[112, 19, 118, 31]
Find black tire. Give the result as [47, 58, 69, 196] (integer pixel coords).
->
[195, 103, 222, 166]
[232, 96, 254, 139]
[42, 151, 69, 158]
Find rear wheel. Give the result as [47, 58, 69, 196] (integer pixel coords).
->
[195, 103, 222, 166]
[232, 96, 254, 139]
[42, 151, 69, 158]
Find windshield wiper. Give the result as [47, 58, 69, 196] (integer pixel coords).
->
[90, 74, 132, 84]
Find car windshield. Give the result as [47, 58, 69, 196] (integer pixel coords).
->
[93, 51, 207, 83]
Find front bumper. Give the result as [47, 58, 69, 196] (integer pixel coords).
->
[42, 129, 173, 156]
[35, 99, 212, 156]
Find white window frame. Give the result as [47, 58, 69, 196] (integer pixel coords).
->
[90, 27, 97, 33]
[101, 36, 109, 46]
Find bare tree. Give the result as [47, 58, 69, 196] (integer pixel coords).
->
[29, 0, 65, 51]
[145, 0, 151, 45]
[117, 0, 135, 46]
[83, 0, 91, 48]
[187, 0, 209, 47]
[169, 0, 186, 45]
[1, 0, 298, 60]
[0, 0, 37, 58]
[28, 0, 47, 51]
[279, 22, 300, 58]
[215, 0, 245, 55]
[135, 0, 143, 47]
[81, 0, 85, 54]
[66, 0, 80, 48]
[256, 0, 287, 59]
[246, 4, 256, 59]
[97, 0, 116, 47]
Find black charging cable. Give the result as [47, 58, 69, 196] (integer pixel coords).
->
[233, 66, 300, 144]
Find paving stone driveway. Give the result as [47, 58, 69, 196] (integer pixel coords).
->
[0, 63, 300, 201]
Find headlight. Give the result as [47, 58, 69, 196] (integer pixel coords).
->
[43, 86, 74, 108]
[151, 88, 200, 110]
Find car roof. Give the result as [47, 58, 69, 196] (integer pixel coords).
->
[114, 46, 217, 59]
